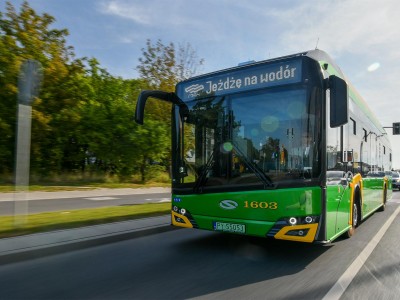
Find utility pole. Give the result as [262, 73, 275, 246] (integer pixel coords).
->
[14, 60, 42, 227]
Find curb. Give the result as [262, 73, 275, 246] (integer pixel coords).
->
[0, 216, 178, 265]
[0, 187, 171, 201]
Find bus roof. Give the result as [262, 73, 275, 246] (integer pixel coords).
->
[178, 49, 387, 140]
[305, 50, 387, 138]
[180, 49, 342, 82]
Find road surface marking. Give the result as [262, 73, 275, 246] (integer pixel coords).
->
[323, 205, 400, 300]
[146, 198, 171, 202]
[158, 199, 171, 203]
[85, 197, 118, 201]
[390, 197, 400, 204]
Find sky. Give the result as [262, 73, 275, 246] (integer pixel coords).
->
[3, 0, 400, 168]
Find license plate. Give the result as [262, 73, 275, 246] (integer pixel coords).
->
[213, 221, 245, 234]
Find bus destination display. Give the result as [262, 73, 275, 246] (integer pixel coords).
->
[178, 59, 302, 101]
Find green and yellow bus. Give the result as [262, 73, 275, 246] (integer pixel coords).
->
[135, 49, 392, 243]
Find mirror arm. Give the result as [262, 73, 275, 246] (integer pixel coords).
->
[135, 90, 187, 125]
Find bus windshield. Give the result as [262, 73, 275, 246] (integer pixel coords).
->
[177, 86, 322, 192]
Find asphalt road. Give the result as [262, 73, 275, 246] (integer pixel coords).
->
[0, 192, 171, 215]
[0, 194, 399, 299]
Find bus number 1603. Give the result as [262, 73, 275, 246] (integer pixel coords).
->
[244, 201, 278, 210]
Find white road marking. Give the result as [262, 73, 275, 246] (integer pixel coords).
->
[390, 197, 400, 204]
[85, 197, 118, 201]
[145, 198, 171, 202]
[322, 205, 400, 300]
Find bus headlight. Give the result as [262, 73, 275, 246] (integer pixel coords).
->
[305, 216, 313, 224]
[286, 216, 318, 226]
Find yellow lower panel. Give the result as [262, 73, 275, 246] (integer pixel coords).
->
[171, 211, 193, 228]
[274, 223, 318, 243]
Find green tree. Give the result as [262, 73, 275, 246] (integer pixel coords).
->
[77, 60, 150, 180]
[137, 39, 204, 90]
[136, 39, 204, 122]
[137, 39, 176, 92]
[0, 2, 205, 183]
[134, 119, 170, 182]
[135, 39, 204, 181]
[175, 42, 204, 82]
[0, 1, 87, 176]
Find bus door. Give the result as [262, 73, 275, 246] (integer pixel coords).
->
[326, 170, 351, 239]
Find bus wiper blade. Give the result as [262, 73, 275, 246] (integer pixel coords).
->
[193, 151, 215, 193]
[232, 143, 275, 189]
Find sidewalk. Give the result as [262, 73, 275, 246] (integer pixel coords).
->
[0, 187, 171, 201]
[0, 187, 173, 264]
[0, 215, 174, 265]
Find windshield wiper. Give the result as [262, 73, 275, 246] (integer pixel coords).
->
[232, 143, 275, 189]
[193, 142, 275, 192]
[193, 150, 215, 193]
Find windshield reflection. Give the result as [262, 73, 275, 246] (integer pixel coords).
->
[178, 87, 321, 191]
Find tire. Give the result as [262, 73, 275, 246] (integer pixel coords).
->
[346, 201, 359, 238]
[378, 187, 387, 212]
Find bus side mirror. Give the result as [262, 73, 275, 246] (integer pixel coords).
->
[329, 75, 348, 128]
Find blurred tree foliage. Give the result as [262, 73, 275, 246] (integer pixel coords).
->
[0, 1, 203, 183]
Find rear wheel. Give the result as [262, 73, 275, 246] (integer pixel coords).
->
[378, 187, 387, 212]
[346, 201, 359, 238]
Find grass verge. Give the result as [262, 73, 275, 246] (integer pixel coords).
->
[0, 203, 170, 239]
[0, 182, 170, 193]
